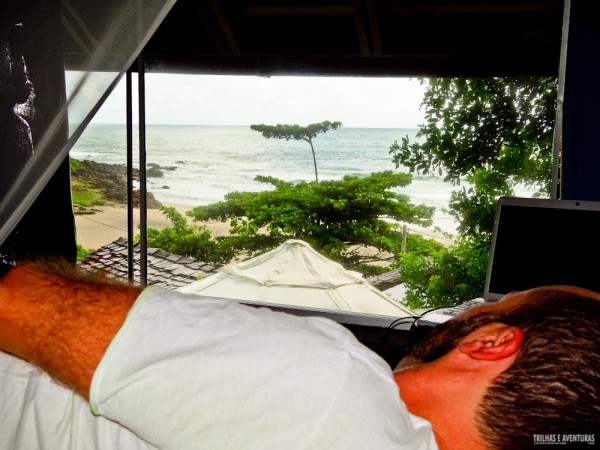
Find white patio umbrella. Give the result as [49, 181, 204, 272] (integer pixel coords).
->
[178, 239, 414, 317]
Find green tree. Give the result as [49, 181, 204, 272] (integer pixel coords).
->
[399, 236, 490, 309]
[179, 171, 437, 272]
[389, 77, 557, 306]
[250, 121, 342, 183]
[390, 77, 556, 239]
[144, 206, 235, 265]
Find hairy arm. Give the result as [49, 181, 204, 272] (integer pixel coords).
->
[0, 262, 141, 398]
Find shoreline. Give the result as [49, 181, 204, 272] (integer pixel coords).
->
[75, 203, 453, 251]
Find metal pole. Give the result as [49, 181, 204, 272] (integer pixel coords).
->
[126, 69, 135, 282]
[551, 0, 571, 200]
[138, 53, 148, 286]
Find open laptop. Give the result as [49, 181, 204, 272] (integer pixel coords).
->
[417, 196, 600, 326]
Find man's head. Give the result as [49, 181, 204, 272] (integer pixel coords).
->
[395, 286, 600, 450]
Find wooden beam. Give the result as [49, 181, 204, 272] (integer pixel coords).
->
[209, 0, 240, 55]
[194, 4, 229, 56]
[353, 0, 371, 56]
[240, 6, 354, 16]
[386, 1, 562, 15]
[366, 0, 382, 56]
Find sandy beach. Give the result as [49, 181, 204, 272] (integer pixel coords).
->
[75, 204, 231, 249]
[75, 203, 453, 251]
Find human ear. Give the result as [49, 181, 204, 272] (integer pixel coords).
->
[458, 324, 523, 361]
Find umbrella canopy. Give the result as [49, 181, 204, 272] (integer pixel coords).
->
[178, 239, 414, 317]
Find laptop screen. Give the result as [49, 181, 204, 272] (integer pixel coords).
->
[483, 197, 600, 301]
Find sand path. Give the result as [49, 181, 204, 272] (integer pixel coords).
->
[75, 204, 230, 249]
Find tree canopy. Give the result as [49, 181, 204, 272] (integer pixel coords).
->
[250, 121, 342, 183]
[146, 172, 439, 274]
[389, 77, 556, 240]
[390, 77, 557, 307]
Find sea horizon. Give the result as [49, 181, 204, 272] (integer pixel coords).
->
[71, 123, 461, 234]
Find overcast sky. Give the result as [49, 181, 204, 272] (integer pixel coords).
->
[89, 73, 427, 128]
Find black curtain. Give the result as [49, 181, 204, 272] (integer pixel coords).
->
[0, 0, 76, 265]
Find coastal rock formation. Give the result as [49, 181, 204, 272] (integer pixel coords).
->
[72, 159, 162, 208]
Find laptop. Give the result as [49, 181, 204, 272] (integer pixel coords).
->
[417, 196, 600, 326]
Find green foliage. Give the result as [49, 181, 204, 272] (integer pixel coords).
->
[71, 180, 106, 207]
[250, 121, 343, 141]
[402, 233, 446, 256]
[250, 121, 342, 183]
[144, 206, 235, 265]
[390, 77, 556, 306]
[70, 157, 109, 209]
[184, 171, 435, 271]
[399, 236, 489, 309]
[70, 157, 81, 172]
[76, 244, 94, 261]
[390, 77, 556, 240]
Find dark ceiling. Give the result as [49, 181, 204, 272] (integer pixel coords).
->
[64, 0, 566, 78]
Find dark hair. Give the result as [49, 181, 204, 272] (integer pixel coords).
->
[475, 290, 600, 450]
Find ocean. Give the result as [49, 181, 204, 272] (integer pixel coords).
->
[70, 124, 460, 234]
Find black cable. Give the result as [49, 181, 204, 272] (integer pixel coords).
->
[377, 303, 463, 357]
[376, 316, 419, 353]
[406, 304, 457, 348]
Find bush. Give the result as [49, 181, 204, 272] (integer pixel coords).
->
[399, 236, 489, 309]
[187, 172, 435, 271]
[146, 172, 441, 277]
[76, 244, 94, 261]
[144, 206, 235, 265]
